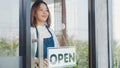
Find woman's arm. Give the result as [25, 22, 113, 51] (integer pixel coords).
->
[31, 27, 38, 59]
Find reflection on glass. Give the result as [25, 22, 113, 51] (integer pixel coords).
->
[0, 0, 19, 56]
[112, 0, 120, 68]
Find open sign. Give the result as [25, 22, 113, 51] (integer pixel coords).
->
[48, 47, 76, 68]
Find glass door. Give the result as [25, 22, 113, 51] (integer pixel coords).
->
[30, 0, 89, 68]
[65, 0, 89, 67]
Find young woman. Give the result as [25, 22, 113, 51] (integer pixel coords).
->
[31, 0, 59, 68]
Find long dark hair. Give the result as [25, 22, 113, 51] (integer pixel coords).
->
[31, 0, 51, 28]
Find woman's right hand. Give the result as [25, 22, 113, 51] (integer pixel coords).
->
[35, 58, 48, 68]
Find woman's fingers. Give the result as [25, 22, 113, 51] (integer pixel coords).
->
[44, 58, 48, 66]
[35, 58, 48, 68]
[44, 58, 48, 63]
[35, 59, 39, 64]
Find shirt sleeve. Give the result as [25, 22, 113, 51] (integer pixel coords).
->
[49, 28, 60, 48]
[31, 27, 38, 59]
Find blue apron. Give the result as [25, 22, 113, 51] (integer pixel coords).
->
[35, 26, 54, 59]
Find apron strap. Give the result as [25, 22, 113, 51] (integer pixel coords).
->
[35, 26, 39, 57]
[46, 26, 53, 37]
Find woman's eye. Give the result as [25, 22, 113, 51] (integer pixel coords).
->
[39, 9, 48, 12]
[40, 9, 43, 11]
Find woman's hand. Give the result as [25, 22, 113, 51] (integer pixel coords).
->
[35, 58, 48, 68]
[35, 59, 39, 68]
[43, 58, 48, 68]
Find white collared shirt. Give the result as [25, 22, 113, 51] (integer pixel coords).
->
[31, 25, 59, 58]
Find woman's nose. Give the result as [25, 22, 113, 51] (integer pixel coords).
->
[43, 10, 48, 14]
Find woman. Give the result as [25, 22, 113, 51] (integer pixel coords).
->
[31, 0, 59, 68]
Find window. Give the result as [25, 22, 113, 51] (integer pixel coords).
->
[0, 0, 20, 68]
[65, 0, 89, 67]
[111, 0, 120, 68]
[0, 0, 19, 56]
[48, 0, 89, 67]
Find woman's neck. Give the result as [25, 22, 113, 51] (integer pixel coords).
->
[37, 21, 45, 26]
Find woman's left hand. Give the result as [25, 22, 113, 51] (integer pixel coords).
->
[43, 58, 48, 68]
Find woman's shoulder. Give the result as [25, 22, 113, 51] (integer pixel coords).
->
[31, 27, 35, 30]
[31, 27, 36, 33]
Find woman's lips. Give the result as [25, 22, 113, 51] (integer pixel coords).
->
[42, 15, 48, 18]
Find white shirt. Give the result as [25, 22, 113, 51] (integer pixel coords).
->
[31, 25, 59, 58]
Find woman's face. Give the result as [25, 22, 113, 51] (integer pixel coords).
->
[35, 3, 49, 23]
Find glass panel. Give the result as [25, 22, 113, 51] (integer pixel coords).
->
[65, 0, 89, 68]
[0, 0, 19, 56]
[47, 0, 89, 68]
[0, 0, 21, 68]
[112, 0, 120, 68]
[30, 0, 89, 68]
[0, 57, 22, 68]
